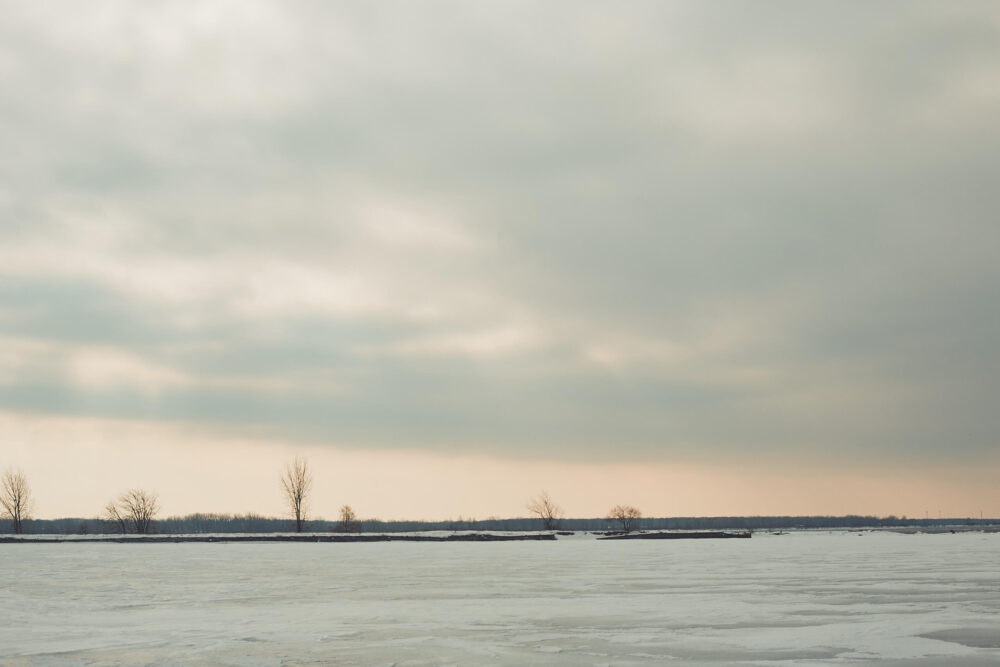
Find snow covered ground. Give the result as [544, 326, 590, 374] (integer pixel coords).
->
[1, 530, 998, 665]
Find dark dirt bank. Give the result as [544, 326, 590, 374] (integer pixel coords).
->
[0, 533, 557, 544]
[598, 531, 752, 540]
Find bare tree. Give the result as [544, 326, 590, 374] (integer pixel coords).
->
[104, 501, 127, 534]
[281, 457, 312, 532]
[337, 504, 361, 533]
[606, 504, 642, 533]
[104, 489, 160, 534]
[1, 468, 33, 534]
[527, 490, 563, 530]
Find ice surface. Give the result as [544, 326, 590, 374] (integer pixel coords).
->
[1, 531, 998, 665]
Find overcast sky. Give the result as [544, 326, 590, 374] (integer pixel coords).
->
[2, 2, 999, 520]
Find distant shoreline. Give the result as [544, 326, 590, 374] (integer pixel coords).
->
[0, 530, 756, 544]
[0, 532, 557, 544]
[4, 526, 997, 543]
[598, 530, 751, 540]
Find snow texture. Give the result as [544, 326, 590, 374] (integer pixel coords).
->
[1, 531, 998, 665]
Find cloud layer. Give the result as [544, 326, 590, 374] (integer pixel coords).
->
[2, 2, 999, 469]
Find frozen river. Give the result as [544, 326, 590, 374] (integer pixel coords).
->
[2, 531, 998, 665]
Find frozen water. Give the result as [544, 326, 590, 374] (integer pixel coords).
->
[1, 531, 998, 665]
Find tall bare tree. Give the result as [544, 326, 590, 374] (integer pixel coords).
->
[104, 489, 160, 534]
[1, 468, 33, 534]
[281, 457, 312, 532]
[527, 490, 564, 530]
[606, 504, 642, 533]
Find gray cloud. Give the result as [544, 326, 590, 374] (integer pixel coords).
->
[2, 1, 998, 465]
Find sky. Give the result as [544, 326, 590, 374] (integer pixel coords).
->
[1, 1, 999, 521]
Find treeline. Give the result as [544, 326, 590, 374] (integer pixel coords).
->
[3, 464, 995, 536]
[4, 513, 995, 535]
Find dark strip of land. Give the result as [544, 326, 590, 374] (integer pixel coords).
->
[598, 531, 751, 540]
[0, 533, 557, 544]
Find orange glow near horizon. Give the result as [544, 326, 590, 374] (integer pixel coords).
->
[2, 412, 998, 521]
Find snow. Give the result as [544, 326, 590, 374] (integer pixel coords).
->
[1, 531, 998, 665]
